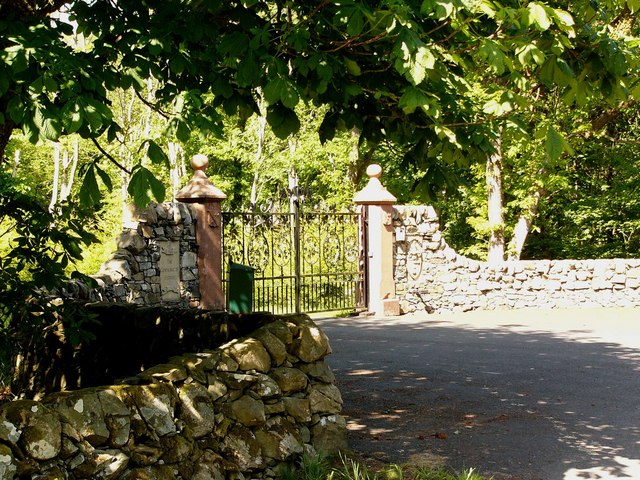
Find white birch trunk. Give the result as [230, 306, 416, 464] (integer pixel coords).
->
[168, 141, 183, 199]
[486, 134, 505, 264]
[11, 149, 20, 177]
[249, 111, 267, 212]
[507, 188, 543, 261]
[49, 143, 61, 213]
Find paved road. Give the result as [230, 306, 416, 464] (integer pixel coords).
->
[314, 308, 640, 480]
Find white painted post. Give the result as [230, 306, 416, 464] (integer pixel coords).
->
[354, 164, 399, 317]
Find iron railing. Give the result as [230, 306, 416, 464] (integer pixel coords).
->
[222, 206, 366, 314]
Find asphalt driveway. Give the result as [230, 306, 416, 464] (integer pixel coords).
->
[315, 308, 640, 480]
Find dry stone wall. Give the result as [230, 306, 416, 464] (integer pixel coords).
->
[78, 203, 201, 307]
[394, 205, 640, 314]
[0, 315, 347, 479]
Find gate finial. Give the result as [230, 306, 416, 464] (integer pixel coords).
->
[176, 154, 226, 311]
[176, 155, 227, 203]
[353, 164, 397, 205]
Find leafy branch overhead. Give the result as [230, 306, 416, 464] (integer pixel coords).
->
[1, 0, 640, 204]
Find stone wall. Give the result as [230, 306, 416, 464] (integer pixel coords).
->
[0, 315, 346, 479]
[394, 205, 640, 314]
[82, 203, 200, 307]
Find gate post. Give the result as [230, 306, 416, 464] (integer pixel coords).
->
[354, 164, 399, 316]
[176, 155, 227, 310]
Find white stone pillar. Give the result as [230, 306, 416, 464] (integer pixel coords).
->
[354, 164, 399, 316]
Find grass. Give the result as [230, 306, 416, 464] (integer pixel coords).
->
[280, 453, 491, 480]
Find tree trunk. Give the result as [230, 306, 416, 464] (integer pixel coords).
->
[0, 120, 15, 164]
[62, 137, 79, 201]
[12, 149, 20, 177]
[346, 127, 375, 187]
[168, 141, 183, 199]
[49, 143, 61, 213]
[486, 133, 505, 264]
[507, 187, 543, 261]
[249, 106, 267, 212]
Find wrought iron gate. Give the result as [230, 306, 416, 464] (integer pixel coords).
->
[222, 205, 367, 314]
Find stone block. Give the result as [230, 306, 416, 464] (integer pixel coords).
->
[181, 252, 198, 269]
[382, 298, 400, 316]
[271, 367, 309, 394]
[611, 274, 627, 284]
[227, 338, 271, 373]
[178, 383, 215, 438]
[229, 395, 266, 427]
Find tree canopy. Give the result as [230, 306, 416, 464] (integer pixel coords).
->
[2, 0, 639, 202]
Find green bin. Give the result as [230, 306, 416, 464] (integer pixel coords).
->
[228, 262, 255, 313]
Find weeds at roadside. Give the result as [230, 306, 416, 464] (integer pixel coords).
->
[279, 453, 492, 480]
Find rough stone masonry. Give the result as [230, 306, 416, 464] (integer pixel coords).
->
[394, 205, 640, 314]
[0, 315, 347, 479]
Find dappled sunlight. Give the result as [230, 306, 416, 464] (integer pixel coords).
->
[348, 369, 386, 376]
[564, 456, 640, 479]
[316, 308, 640, 479]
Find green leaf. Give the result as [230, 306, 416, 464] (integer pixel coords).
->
[477, 40, 507, 74]
[266, 105, 301, 139]
[82, 101, 104, 131]
[7, 97, 25, 124]
[6, 46, 28, 74]
[398, 86, 439, 117]
[421, 0, 455, 20]
[212, 78, 233, 98]
[551, 8, 575, 37]
[264, 77, 286, 104]
[516, 43, 546, 67]
[347, 9, 365, 36]
[169, 54, 186, 75]
[344, 58, 361, 76]
[62, 100, 83, 134]
[394, 31, 436, 85]
[628, 0, 640, 13]
[545, 126, 573, 161]
[526, 2, 552, 31]
[237, 55, 260, 87]
[94, 164, 113, 191]
[219, 32, 249, 57]
[263, 76, 299, 109]
[79, 164, 101, 206]
[176, 120, 191, 143]
[539, 57, 574, 88]
[145, 140, 169, 166]
[128, 166, 166, 207]
[107, 123, 121, 143]
[34, 107, 61, 141]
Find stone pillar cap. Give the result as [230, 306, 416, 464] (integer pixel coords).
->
[176, 155, 227, 203]
[353, 164, 397, 205]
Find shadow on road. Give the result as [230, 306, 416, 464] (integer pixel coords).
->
[315, 311, 640, 480]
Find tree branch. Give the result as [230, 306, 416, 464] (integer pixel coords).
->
[91, 138, 132, 174]
[134, 90, 170, 120]
[590, 100, 637, 132]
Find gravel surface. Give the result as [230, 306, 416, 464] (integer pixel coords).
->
[315, 308, 640, 480]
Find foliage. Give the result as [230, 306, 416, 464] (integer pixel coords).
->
[439, 98, 640, 260]
[524, 104, 640, 258]
[278, 454, 491, 480]
[3, 1, 640, 205]
[0, 169, 98, 386]
[193, 104, 362, 211]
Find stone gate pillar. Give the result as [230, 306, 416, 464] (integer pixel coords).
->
[176, 155, 227, 310]
[354, 164, 399, 316]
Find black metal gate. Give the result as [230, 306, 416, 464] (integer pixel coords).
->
[222, 204, 367, 314]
